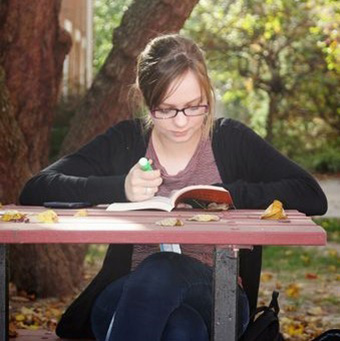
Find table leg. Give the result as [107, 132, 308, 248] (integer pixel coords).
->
[0, 244, 8, 341]
[212, 246, 239, 341]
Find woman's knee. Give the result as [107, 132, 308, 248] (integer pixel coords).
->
[162, 304, 209, 341]
[130, 252, 187, 289]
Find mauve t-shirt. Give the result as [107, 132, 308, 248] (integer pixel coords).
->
[131, 135, 222, 270]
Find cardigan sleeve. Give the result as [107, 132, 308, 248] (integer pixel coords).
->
[19, 121, 145, 205]
[214, 120, 327, 216]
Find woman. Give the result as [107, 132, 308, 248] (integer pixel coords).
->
[20, 34, 327, 340]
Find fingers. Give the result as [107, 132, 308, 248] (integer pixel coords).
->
[125, 160, 163, 202]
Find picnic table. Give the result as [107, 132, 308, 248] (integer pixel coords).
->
[0, 205, 326, 341]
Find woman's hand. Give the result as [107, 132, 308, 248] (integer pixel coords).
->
[125, 160, 163, 202]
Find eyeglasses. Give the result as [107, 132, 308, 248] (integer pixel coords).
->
[151, 104, 209, 119]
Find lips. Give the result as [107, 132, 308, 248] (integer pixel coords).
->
[172, 130, 188, 137]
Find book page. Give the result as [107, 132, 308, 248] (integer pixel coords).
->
[106, 195, 173, 212]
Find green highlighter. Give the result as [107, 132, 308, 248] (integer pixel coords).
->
[139, 157, 153, 171]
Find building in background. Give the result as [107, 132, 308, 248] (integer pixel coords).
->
[59, 0, 93, 97]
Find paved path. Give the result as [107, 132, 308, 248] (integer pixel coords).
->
[317, 178, 340, 218]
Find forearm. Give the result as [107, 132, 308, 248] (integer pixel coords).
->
[19, 172, 127, 205]
[220, 175, 327, 215]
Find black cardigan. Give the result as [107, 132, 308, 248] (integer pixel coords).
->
[20, 118, 327, 338]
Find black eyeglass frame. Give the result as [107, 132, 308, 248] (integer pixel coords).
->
[150, 104, 209, 119]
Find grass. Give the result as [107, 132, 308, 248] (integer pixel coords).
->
[262, 218, 340, 273]
[313, 217, 340, 243]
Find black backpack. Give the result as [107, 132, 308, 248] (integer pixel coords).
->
[240, 291, 284, 341]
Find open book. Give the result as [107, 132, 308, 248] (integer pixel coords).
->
[106, 185, 234, 212]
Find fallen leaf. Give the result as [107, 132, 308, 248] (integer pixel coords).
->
[1, 210, 29, 223]
[36, 210, 58, 223]
[156, 218, 184, 227]
[261, 272, 273, 282]
[9, 321, 17, 337]
[307, 306, 324, 316]
[328, 249, 338, 257]
[74, 209, 88, 217]
[261, 200, 287, 220]
[285, 283, 301, 298]
[306, 272, 318, 279]
[328, 265, 337, 273]
[15, 314, 25, 322]
[286, 321, 305, 336]
[206, 202, 230, 211]
[187, 214, 220, 222]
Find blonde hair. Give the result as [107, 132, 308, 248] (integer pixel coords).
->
[132, 34, 215, 137]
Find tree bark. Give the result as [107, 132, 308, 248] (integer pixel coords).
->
[0, 0, 87, 297]
[61, 0, 199, 155]
[0, 0, 70, 202]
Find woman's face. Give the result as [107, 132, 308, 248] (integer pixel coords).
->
[151, 70, 207, 146]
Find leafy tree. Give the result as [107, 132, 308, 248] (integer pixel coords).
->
[93, 0, 133, 73]
[184, 0, 340, 161]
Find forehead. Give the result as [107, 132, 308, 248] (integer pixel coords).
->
[161, 70, 202, 106]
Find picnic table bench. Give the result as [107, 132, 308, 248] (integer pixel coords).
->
[0, 205, 326, 341]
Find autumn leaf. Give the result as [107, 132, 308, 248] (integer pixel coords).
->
[305, 272, 318, 279]
[155, 218, 184, 227]
[36, 210, 58, 223]
[1, 210, 29, 223]
[307, 306, 324, 316]
[285, 283, 301, 298]
[187, 214, 220, 222]
[261, 272, 273, 282]
[74, 209, 88, 217]
[261, 200, 287, 220]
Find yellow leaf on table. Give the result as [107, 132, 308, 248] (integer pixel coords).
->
[36, 210, 58, 223]
[261, 200, 287, 220]
[156, 218, 184, 227]
[187, 214, 220, 222]
[1, 210, 28, 222]
[74, 209, 88, 217]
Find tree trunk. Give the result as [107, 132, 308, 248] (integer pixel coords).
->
[265, 93, 280, 143]
[1, 0, 198, 297]
[0, 0, 87, 297]
[61, 0, 199, 155]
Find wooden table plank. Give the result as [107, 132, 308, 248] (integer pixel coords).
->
[0, 206, 326, 246]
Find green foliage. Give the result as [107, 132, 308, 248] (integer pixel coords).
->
[313, 218, 340, 243]
[183, 0, 340, 171]
[93, 0, 133, 72]
[263, 218, 340, 272]
[262, 245, 340, 273]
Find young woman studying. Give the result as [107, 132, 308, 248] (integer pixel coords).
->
[20, 34, 327, 340]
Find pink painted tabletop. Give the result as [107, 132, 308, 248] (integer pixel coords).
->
[0, 205, 326, 246]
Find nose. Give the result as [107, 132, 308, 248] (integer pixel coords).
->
[172, 110, 188, 127]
